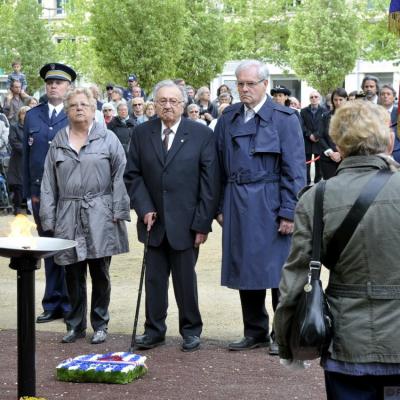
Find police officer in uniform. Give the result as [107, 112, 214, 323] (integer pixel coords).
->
[270, 85, 291, 107]
[23, 63, 76, 323]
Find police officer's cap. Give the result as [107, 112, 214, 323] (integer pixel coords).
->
[40, 63, 76, 83]
[270, 85, 291, 96]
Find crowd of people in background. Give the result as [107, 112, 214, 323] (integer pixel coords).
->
[0, 58, 398, 219]
[0, 57, 399, 397]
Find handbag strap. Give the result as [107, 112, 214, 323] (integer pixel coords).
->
[324, 169, 393, 269]
[311, 180, 326, 263]
[308, 180, 326, 279]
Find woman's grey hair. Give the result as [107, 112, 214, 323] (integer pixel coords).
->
[64, 87, 96, 111]
[101, 102, 115, 112]
[235, 60, 270, 81]
[196, 86, 210, 100]
[111, 87, 123, 97]
[219, 92, 231, 100]
[187, 103, 200, 113]
[329, 101, 391, 158]
[153, 80, 188, 104]
[116, 101, 129, 111]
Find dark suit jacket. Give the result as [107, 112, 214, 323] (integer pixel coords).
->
[124, 117, 220, 250]
[317, 110, 337, 158]
[300, 104, 326, 154]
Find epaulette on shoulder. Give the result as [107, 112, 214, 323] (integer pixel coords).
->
[297, 184, 313, 200]
[271, 101, 296, 115]
[221, 103, 241, 115]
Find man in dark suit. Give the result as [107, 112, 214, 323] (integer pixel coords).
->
[23, 63, 76, 323]
[124, 80, 220, 352]
[300, 91, 326, 184]
[380, 84, 400, 162]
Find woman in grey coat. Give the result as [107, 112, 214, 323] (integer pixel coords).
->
[274, 101, 400, 398]
[40, 87, 130, 345]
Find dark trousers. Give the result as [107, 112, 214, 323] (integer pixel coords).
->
[32, 199, 70, 313]
[320, 158, 339, 180]
[325, 370, 400, 400]
[239, 288, 280, 340]
[144, 237, 202, 339]
[65, 257, 111, 332]
[306, 153, 322, 185]
[9, 184, 23, 212]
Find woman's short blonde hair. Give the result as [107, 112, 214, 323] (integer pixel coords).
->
[329, 100, 391, 157]
[64, 87, 96, 111]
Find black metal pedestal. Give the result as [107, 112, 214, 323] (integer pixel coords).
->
[9, 256, 40, 399]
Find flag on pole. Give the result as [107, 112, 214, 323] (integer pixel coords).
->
[389, 0, 400, 34]
[389, 1, 400, 137]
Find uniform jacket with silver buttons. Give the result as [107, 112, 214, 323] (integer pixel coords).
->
[22, 102, 68, 198]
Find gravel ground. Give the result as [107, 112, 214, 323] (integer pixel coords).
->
[0, 213, 328, 399]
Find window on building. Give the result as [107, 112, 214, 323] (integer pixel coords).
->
[56, 0, 67, 14]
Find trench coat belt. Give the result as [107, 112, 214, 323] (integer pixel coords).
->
[59, 190, 111, 235]
[227, 171, 280, 185]
[326, 282, 400, 299]
[60, 190, 111, 207]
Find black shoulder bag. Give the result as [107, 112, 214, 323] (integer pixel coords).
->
[289, 169, 393, 361]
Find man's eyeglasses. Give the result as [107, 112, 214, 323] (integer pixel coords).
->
[133, 103, 143, 107]
[156, 98, 182, 106]
[236, 79, 265, 89]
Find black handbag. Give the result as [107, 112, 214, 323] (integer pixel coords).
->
[289, 180, 332, 361]
[289, 169, 393, 361]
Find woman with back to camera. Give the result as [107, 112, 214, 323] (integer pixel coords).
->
[40, 87, 130, 345]
[274, 100, 400, 398]
[317, 88, 348, 179]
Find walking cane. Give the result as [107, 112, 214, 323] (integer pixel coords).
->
[129, 224, 151, 352]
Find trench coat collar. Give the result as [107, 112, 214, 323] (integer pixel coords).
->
[150, 118, 189, 167]
[336, 154, 395, 174]
[227, 97, 275, 138]
[229, 97, 275, 123]
[53, 122, 105, 150]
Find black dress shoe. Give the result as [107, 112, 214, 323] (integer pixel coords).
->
[91, 330, 107, 344]
[61, 329, 86, 343]
[228, 336, 270, 351]
[135, 334, 165, 349]
[268, 340, 279, 356]
[181, 336, 200, 352]
[36, 310, 64, 324]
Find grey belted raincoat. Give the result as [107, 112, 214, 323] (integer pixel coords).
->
[40, 122, 130, 265]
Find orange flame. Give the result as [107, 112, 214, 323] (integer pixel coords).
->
[8, 214, 38, 249]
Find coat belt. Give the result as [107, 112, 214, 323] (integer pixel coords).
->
[60, 190, 111, 207]
[326, 282, 400, 299]
[227, 171, 279, 185]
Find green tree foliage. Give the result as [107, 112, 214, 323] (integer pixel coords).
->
[223, 0, 299, 67]
[176, 1, 227, 88]
[288, 0, 359, 94]
[356, 0, 400, 61]
[89, 0, 227, 91]
[0, 0, 56, 92]
[90, 0, 187, 92]
[55, 0, 103, 83]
